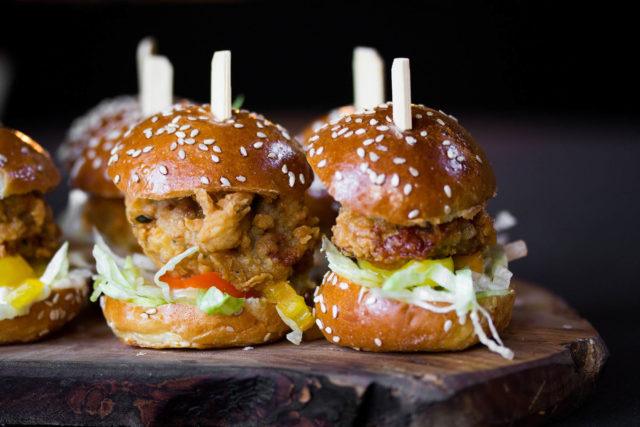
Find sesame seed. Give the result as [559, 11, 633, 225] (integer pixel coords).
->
[369, 119, 378, 125]
[185, 138, 196, 145]
[376, 125, 389, 131]
[256, 122, 264, 128]
[220, 177, 231, 186]
[316, 146, 324, 155]
[444, 205, 451, 214]
[178, 149, 186, 160]
[236, 175, 246, 182]
[113, 174, 120, 184]
[375, 173, 385, 185]
[325, 326, 333, 334]
[331, 132, 338, 139]
[212, 146, 222, 153]
[233, 123, 244, 128]
[405, 136, 417, 145]
[320, 302, 327, 313]
[211, 154, 220, 163]
[309, 135, 319, 143]
[408, 209, 419, 219]
[198, 144, 208, 151]
[331, 125, 341, 131]
[317, 159, 327, 168]
[240, 146, 248, 156]
[427, 111, 434, 116]
[281, 164, 288, 174]
[355, 118, 363, 123]
[159, 165, 168, 175]
[444, 185, 452, 198]
[420, 131, 428, 137]
[476, 155, 483, 163]
[409, 167, 419, 177]
[332, 336, 341, 343]
[253, 142, 264, 149]
[357, 148, 365, 158]
[175, 131, 186, 138]
[363, 138, 374, 146]
[203, 138, 215, 145]
[391, 173, 400, 187]
[143, 128, 152, 138]
[369, 152, 379, 162]
[375, 135, 384, 143]
[404, 184, 412, 195]
[143, 145, 153, 153]
[393, 157, 406, 164]
[437, 118, 446, 126]
[355, 128, 366, 135]
[447, 148, 457, 159]
[374, 338, 382, 347]
[415, 114, 423, 119]
[288, 171, 296, 187]
[170, 142, 178, 151]
[316, 318, 324, 329]
[299, 173, 305, 184]
[257, 131, 267, 138]
[444, 320, 452, 332]
[179, 124, 190, 131]
[334, 171, 343, 180]
[339, 282, 349, 290]
[442, 139, 451, 146]
[337, 128, 348, 136]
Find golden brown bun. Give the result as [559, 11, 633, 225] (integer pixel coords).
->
[59, 96, 141, 174]
[69, 124, 131, 198]
[296, 106, 355, 147]
[0, 128, 60, 199]
[108, 104, 312, 200]
[0, 286, 88, 344]
[101, 296, 290, 349]
[314, 273, 514, 352]
[305, 103, 496, 226]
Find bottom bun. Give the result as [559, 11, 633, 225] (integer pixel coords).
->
[0, 286, 89, 344]
[315, 273, 515, 352]
[101, 296, 290, 349]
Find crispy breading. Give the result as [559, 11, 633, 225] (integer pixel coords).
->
[332, 207, 496, 267]
[0, 193, 60, 262]
[126, 191, 319, 291]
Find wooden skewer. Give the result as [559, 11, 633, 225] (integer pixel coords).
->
[391, 58, 412, 131]
[211, 50, 232, 121]
[136, 37, 157, 95]
[140, 55, 173, 116]
[353, 47, 384, 110]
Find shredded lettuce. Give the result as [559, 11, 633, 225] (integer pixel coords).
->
[276, 307, 303, 345]
[40, 242, 70, 286]
[91, 235, 245, 316]
[322, 237, 514, 359]
[197, 286, 244, 315]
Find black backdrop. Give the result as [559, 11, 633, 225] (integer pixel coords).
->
[1, 1, 639, 426]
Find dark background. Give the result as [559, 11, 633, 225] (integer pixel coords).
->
[1, 1, 639, 425]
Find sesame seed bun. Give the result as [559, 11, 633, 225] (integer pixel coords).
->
[100, 296, 289, 349]
[108, 104, 313, 200]
[314, 272, 514, 352]
[0, 282, 89, 344]
[61, 96, 142, 198]
[0, 128, 61, 199]
[296, 105, 355, 148]
[305, 103, 496, 226]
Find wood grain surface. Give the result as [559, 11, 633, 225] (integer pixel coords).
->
[0, 280, 608, 426]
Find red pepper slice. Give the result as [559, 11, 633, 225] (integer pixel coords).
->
[160, 271, 248, 298]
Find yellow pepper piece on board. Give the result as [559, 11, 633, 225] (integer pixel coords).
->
[0, 256, 36, 287]
[264, 282, 314, 331]
[454, 252, 485, 273]
[9, 278, 45, 310]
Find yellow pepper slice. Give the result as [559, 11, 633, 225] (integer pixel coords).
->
[0, 255, 36, 287]
[9, 278, 45, 310]
[264, 282, 314, 331]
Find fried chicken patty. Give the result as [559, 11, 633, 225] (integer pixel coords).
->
[332, 207, 496, 267]
[0, 193, 60, 262]
[83, 195, 141, 253]
[126, 190, 319, 292]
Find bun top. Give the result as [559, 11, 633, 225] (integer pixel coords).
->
[296, 105, 355, 148]
[60, 96, 142, 198]
[305, 103, 496, 226]
[0, 128, 60, 199]
[107, 103, 313, 200]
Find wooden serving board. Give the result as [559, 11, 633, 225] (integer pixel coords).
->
[0, 280, 607, 426]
